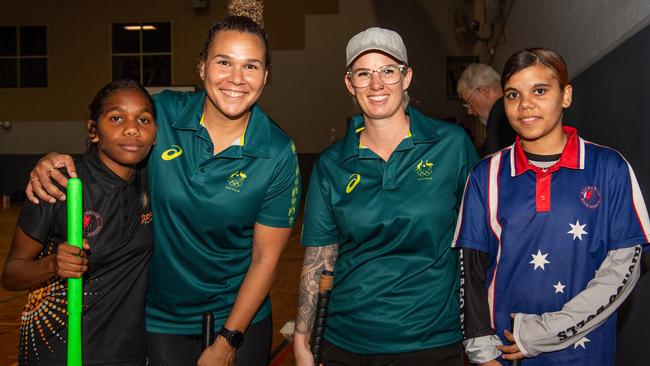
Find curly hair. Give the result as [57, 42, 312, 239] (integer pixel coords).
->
[227, 0, 264, 27]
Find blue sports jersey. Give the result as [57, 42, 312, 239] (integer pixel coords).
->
[453, 127, 650, 366]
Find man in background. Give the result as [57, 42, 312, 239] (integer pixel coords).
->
[457, 63, 516, 156]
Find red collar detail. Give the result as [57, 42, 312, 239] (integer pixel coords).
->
[513, 126, 580, 176]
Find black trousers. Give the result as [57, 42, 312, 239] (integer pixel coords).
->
[320, 339, 464, 366]
[146, 314, 272, 366]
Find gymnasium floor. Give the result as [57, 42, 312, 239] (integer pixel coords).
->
[0, 202, 299, 365]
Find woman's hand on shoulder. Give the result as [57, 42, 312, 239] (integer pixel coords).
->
[27, 152, 77, 204]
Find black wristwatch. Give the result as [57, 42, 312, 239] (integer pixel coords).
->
[219, 326, 244, 349]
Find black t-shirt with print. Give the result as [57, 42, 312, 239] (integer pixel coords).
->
[17, 148, 153, 365]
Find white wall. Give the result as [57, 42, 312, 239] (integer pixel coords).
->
[492, 0, 650, 76]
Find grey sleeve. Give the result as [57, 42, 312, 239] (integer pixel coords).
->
[513, 245, 642, 357]
[463, 335, 503, 364]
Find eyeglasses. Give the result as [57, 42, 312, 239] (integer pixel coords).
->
[346, 64, 407, 88]
[461, 87, 480, 109]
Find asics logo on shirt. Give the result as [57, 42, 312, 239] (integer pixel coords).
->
[161, 145, 183, 161]
[346, 174, 361, 193]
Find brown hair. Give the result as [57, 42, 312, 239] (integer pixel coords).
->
[501, 48, 568, 90]
[197, 16, 270, 70]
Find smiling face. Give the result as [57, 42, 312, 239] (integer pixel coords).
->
[198, 30, 268, 123]
[89, 88, 156, 180]
[503, 63, 572, 153]
[344, 51, 412, 122]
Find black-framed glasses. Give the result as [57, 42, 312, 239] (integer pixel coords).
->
[461, 87, 480, 109]
[346, 64, 407, 88]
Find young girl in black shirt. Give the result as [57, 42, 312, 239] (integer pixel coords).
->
[1, 79, 156, 365]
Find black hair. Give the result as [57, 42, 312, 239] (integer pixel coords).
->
[197, 15, 271, 69]
[86, 79, 155, 148]
[88, 79, 155, 121]
[501, 48, 569, 90]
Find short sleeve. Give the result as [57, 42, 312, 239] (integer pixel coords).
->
[456, 132, 480, 210]
[256, 140, 301, 228]
[607, 159, 650, 249]
[452, 166, 495, 254]
[17, 198, 63, 246]
[300, 163, 341, 247]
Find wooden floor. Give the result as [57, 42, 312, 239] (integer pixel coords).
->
[0, 202, 300, 365]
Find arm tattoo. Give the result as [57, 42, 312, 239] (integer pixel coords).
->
[295, 243, 338, 335]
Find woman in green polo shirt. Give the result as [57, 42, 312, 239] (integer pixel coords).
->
[25, 15, 300, 366]
[294, 27, 478, 366]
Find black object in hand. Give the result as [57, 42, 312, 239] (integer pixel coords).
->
[311, 270, 334, 365]
[202, 312, 214, 350]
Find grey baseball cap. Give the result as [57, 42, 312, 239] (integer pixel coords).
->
[345, 27, 408, 67]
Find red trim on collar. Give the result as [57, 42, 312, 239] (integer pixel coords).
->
[513, 126, 580, 176]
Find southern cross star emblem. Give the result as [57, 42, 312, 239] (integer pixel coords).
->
[568, 220, 588, 240]
[553, 281, 566, 294]
[574, 337, 590, 349]
[530, 250, 550, 270]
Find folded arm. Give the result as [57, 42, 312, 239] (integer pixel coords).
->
[514, 245, 642, 357]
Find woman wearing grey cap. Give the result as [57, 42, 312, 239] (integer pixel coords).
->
[294, 27, 478, 365]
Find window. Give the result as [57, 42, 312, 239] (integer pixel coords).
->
[0, 26, 48, 88]
[111, 22, 171, 86]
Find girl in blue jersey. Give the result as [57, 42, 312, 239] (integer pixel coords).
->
[453, 48, 649, 366]
[1, 79, 156, 365]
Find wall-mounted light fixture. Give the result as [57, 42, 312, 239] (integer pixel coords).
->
[124, 25, 157, 31]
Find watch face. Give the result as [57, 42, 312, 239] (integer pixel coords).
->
[229, 331, 244, 348]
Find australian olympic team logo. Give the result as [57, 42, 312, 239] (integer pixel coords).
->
[226, 170, 248, 192]
[346, 174, 361, 193]
[161, 144, 183, 161]
[580, 185, 602, 209]
[415, 160, 434, 180]
[82, 210, 103, 237]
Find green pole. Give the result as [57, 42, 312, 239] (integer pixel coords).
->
[67, 178, 83, 366]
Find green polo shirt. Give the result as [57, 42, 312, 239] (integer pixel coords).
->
[301, 106, 478, 354]
[146, 91, 300, 334]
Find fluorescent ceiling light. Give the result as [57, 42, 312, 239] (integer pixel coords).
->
[124, 25, 157, 31]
